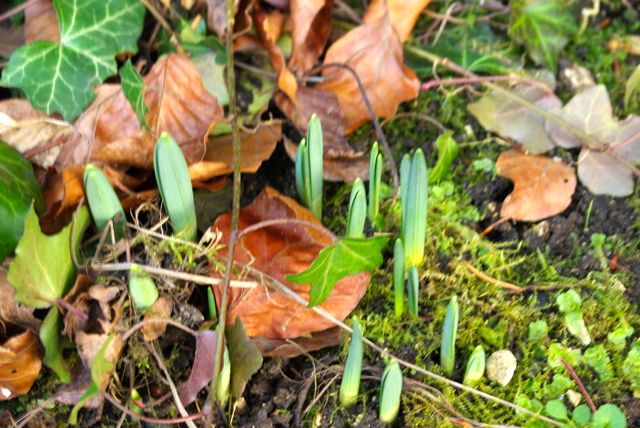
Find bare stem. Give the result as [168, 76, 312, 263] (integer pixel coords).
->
[562, 358, 597, 412]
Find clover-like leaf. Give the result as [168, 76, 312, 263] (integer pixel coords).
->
[7, 206, 90, 309]
[509, 0, 577, 72]
[288, 236, 388, 307]
[1, 0, 145, 120]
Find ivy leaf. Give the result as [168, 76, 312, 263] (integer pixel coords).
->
[288, 236, 388, 307]
[119, 59, 149, 130]
[0, 141, 44, 261]
[509, 0, 577, 72]
[7, 206, 90, 309]
[226, 318, 263, 398]
[40, 306, 71, 383]
[1, 0, 145, 120]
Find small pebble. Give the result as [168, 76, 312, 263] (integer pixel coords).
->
[567, 389, 582, 407]
[486, 350, 517, 386]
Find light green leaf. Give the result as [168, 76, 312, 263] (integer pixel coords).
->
[226, 318, 263, 398]
[40, 306, 71, 383]
[8, 206, 90, 309]
[625, 65, 640, 110]
[1, 0, 145, 120]
[573, 404, 592, 426]
[429, 131, 459, 183]
[0, 142, 44, 261]
[119, 59, 149, 129]
[545, 399, 568, 421]
[287, 236, 388, 307]
[592, 404, 627, 428]
[584, 345, 613, 381]
[509, 0, 577, 71]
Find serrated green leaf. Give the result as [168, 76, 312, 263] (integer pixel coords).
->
[509, 0, 577, 71]
[1, 0, 145, 120]
[226, 318, 263, 398]
[8, 206, 90, 309]
[0, 141, 44, 261]
[40, 306, 71, 383]
[287, 236, 388, 307]
[119, 59, 149, 129]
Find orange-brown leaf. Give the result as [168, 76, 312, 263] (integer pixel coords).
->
[212, 187, 369, 356]
[317, 9, 420, 133]
[497, 150, 577, 222]
[363, 0, 431, 42]
[0, 331, 42, 400]
[288, 0, 333, 74]
[24, 0, 59, 43]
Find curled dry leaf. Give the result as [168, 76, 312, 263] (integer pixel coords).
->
[468, 71, 561, 154]
[212, 186, 369, 356]
[0, 99, 73, 168]
[57, 54, 222, 169]
[288, 0, 333, 74]
[496, 150, 576, 222]
[0, 331, 42, 400]
[317, 3, 420, 133]
[24, 0, 60, 43]
[142, 296, 173, 342]
[363, 0, 432, 43]
[0, 270, 40, 332]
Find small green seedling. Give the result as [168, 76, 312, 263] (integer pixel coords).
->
[441, 295, 459, 377]
[556, 290, 591, 346]
[608, 321, 634, 350]
[400, 149, 428, 267]
[393, 238, 405, 318]
[128, 264, 159, 310]
[346, 178, 366, 238]
[407, 266, 419, 317]
[154, 132, 197, 241]
[217, 345, 231, 405]
[463, 345, 485, 386]
[368, 141, 383, 224]
[429, 131, 459, 183]
[339, 317, 363, 407]
[83, 164, 125, 240]
[379, 359, 403, 424]
[295, 114, 323, 219]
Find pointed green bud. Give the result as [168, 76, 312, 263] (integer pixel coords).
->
[339, 317, 364, 407]
[154, 132, 197, 241]
[407, 266, 419, 318]
[346, 178, 367, 238]
[463, 345, 486, 386]
[393, 238, 405, 318]
[379, 359, 403, 424]
[217, 345, 231, 405]
[128, 264, 159, 310]
[441, 295, 459, 377]
[368, 142, 383, 223]
[83, 164, 125, 239]
[403, 149, 428, 268]
[295, 115, 323, 219]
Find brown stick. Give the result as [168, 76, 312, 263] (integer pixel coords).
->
[561, 358, 597, 412]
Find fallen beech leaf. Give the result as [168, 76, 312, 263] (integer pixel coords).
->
[253, 327, 341, 357]
[318, 6, 420, 133]
[189, 122, 282, 182]
[496, 150, 576, 222]
[57, 54, 222, 169]
[226, 318, 262, 398]
[546, 86, 640, 196]
[24, 0, 60, 42]
[178, 329, 218, 405]
[0, 99, 73, 168]
[0, 270, 39, 332]
[0, 331, 42, 400]
[288, 0, 333, 74]
[363, 0, 432, 42]
[213, 187, 370, 355]
[142, 296, 173, 342]
[468, 71, 561, 154]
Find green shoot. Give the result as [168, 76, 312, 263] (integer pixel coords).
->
[393, 238, 405, 318]
[339, 317, 364, 407]
[401, 149, 428, 267]
[295, 114, 324, 219]
[463, 345, 486, 386]
[441, 295, 459, 377]
[83, 164, 125, 240]
[128, 264, 159, 310]
[346, 178, 366, 238]
[407, 266, 419, 318]
[368, 141, 383, 223]
[379, 359, 403, 423]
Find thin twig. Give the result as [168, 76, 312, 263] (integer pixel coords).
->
[462, 261, 524, 292]
[561, 359, 596, 412]
[236, 218, 336, 241]
[334, 0, 362, 24]
[103, 393, 205, 424]
[0, 0, 37, 22]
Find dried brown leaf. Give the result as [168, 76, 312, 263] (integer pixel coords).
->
[178, 329, 217, 405]
[363, 0, 432, 42]
[497, 150, 576, 222]
[24, 0, 59, 43]
[0, 270, 40, 332]
[142, 296, 173, 342]
[0, 331, 42, 400]
[288, 0, 333, 74]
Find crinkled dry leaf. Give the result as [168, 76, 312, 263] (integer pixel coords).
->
[0, 270, 39, 332]
[0, 99, 72, 168]
[364, 0, 431, 42]
[0, 331, 42, 400]
[212, 187, 369, 356]
[317, 6, 420, 133]
[75, 332, 123, 390]
[24, 0, 60, 43]
[178, 329, 217, 405]
[189, 122, 281, 182]
[57, 54, 222, 169]
[289, 0, 333, 74]
[468, 72, 561, 154]
[142, 296, 173, 341]
[496, 150, 576, 222]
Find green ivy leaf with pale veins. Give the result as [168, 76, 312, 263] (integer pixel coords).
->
[119, 59, 149, 129]
[288, 236, 388, 307]
[1, 0, 145, 120]
[7, 206, 90, 309]
[509, 0, 577, 72]
[0, 142, 44, 261]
